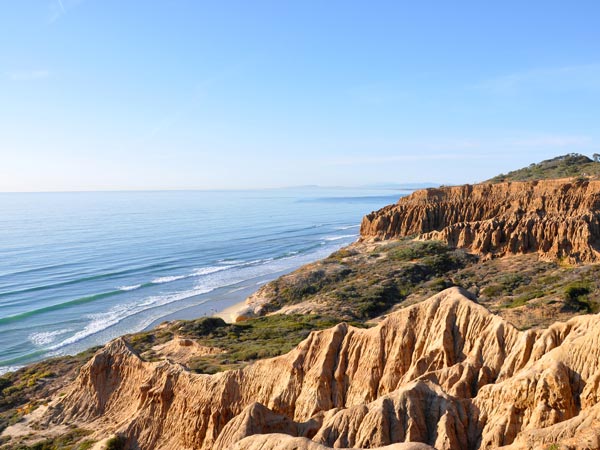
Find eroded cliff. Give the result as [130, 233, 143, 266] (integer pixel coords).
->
[7, 287, 600, 449]
[360, 179, 600, 263]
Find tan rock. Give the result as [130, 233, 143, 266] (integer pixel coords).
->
[227, 434, 436, 450]
[18, 287, 600, 449]
[150, 337, 222, 366]
[360, 180, 600, 263]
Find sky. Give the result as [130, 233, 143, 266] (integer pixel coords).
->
[1, 1, 600, 191]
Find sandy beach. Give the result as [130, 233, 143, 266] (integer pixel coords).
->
[214, 299, 247, 323]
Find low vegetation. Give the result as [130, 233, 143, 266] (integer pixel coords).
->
[5, 428, 93, 450]
[126, 314, 363, 373]
[487, 153, 600, 183]
[254, 239, 473, 320]
[235, 237, 600, 331]
[104, 435, 126, 450]
[563, 281, 596, 313]
[0, 347, 100, 434]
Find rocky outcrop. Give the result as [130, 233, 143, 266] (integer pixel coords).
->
[26, 287, 600, 449]
[229, 435, 436, 450]
[360, 179, 600, 263]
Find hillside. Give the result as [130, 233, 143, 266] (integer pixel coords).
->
[360, 178, 600, 263]
[7, 288, 600, 449]
[488, 153, 600, 183]
[5, 155, 600, 449]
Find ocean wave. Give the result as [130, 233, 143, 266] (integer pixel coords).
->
[26, 240, 355, 354]
[48, 287, 216, 351]
[29, 328, 72, 346]
[334, 224, 360, 230]
[119, 284, 142, 291]
[151, 275, 187, 284]
[0, 262, 173, 299]
[323, 234, 358, 241]
[0, 289, 126, 325]
[151, 264, 243, 285]
[192, 265, 235, 276]
[0, 365, 22, 376]
[3, 261, 270, 326]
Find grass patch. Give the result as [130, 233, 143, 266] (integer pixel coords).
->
[8, 428, 92, 450]
[504, 290, 545, 309]
[125, 314, 363, 373]
[249, 238, 472, 321]
[0, 347, 100, 434]
[387, 240, 450, 261]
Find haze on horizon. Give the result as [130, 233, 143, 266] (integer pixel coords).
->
[1, 1, 600, 192]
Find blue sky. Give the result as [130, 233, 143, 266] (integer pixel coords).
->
[2, 1, 600, 191]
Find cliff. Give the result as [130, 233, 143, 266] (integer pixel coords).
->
[360, 179, 600, 263]
[9, 287, 600, 449]
[7, 165, 600, 449]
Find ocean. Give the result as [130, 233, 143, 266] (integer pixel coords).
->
[0, 188, 406, 374]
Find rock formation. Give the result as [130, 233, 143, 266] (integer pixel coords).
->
[19, 287, 600, 449]
[360, 179, 600, 263]
[228, 435, 436, 450]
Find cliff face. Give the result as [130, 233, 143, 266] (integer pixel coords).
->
[360, 180, 600, 263]
[30, 287, 600, 449]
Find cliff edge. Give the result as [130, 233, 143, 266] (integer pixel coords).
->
[360, 179, 600, 263]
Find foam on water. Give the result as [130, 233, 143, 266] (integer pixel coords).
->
[48, 286, 216, 351]
[192, 265, 235, 276]
[0, 188, 407, 369]
[335, 224, 360, 230]
[119, 284, 142, 291]
[323, 234, 359, 241]
[29, 329, 72, 346]
[0, 366, 22, 376]
[152, 275, 187, 284]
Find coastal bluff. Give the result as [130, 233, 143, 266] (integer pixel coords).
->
[360, 179, 600, 263]
[8, 166, 600, 449]
[23, 287, 600, 449]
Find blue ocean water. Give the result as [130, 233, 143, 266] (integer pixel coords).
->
[0, 188, 405, 373]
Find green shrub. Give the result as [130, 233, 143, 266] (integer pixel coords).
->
[564, 282, 592, 312]
[487, 154, 599, 183]
[105, 434, 126, 450]
[388, 240, 449, 261]
[11, 428, 92, 450]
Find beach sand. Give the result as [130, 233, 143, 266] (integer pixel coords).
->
[214, 300, 247, 323]
[145, 269, 288, 329]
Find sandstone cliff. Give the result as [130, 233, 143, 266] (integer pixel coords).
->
[8, 287, 600, 449]
[360, 179, 600, 263]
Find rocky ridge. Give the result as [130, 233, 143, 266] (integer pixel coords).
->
[360, 179, 600, 263]
[8, 287, 600, 449]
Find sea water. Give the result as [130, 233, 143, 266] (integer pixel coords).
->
[0, 188, 406, 373]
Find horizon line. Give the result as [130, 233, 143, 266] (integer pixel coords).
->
[0, 183, 439, 195]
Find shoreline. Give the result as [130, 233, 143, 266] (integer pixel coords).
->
[0, 242, 357, 375]
[0, 270, 284, 376]
[213, 299, 248, 323]
[143, 269, 284, 330]
[0, 187, 398, 374]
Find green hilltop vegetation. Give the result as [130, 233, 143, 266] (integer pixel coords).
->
[487, 153, 600, 183]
